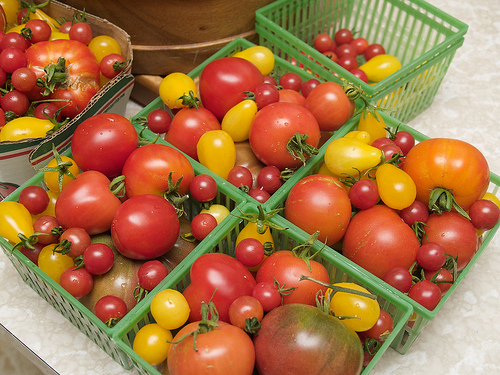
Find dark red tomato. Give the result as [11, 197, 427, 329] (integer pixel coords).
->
[255, 250, 330, 306]
[350, 68, 368, 83]
[190, 212, 218, 241]
[314, 33, 335, 53]
[165, 107, 221, 160]
[122, 143, 195, 198]
[235, 238, 265, 268]
[469, 199, 500, 231]
[424, 268, 453, 295]
[59, 267, 94, 299]
[34, 102, 61, 121]
[278, 88, 306, 106]
[364, 43, 386, 61]
[279, 72, 302, 92]
[0, 33, 30, 51]
[1, 89, 29, 116]
[55, 171, 122, 235]
[94, 295, 128, 325]
[137, 260, 169, 291]
[82, 242, 115, 275]
[301, 78, 321, 98]
[71, 113, 138, 179]
[199, 56, 263, 120]
[393, 130, 415, 155]
[189, 174, 218, 202]
[254, 304, 363, 375]
[111, 194, 180, 260]
[416, 242, 446, 271]
[0, 48, 27, 74]
[257, 165, 282, 194]
[248, 187, 271, 203]
[146, 108, 172, 134]
[167, 319, 255, 375]
[227, 165, 253, 190]
[228, 295, 264, 330]
[348, 178, 380, 210]
[351, 37, 369, 55]
[379, 143, 404, 167]
[18, 185, 49, 215]
[408, 280, 441, 310]
[359, 309, 394, 341]
[422, 212, 478, 271]
[334, 28, 354, 45]
[253, 83, 280, 109]
[25, 39, 100, 118]
[305, 81, 354, 131]
[58, 21, 72, 34]
[25, 19, 52, 43]
[99, 53, 126, 79]
[59, 227, 92, 258]
[18, 242, 43, 265]
[249, 102, 321, 170]
[343, 205, 420, 279]
[399, 200, 429, 226]
[69, 22, 93, 45]
[383, 267, 413, 293]
[285, 174, 351, 246]
[252, 281, 282, 312]
[183, 253, 256, 323]
[33, 215, 60, 245]
[11, 67, 37, 92]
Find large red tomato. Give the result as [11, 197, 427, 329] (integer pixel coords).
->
[342, 204, 420, 279]
[249, 102, 321, 170]
[403, 138, 490, 211]
[254, 303, 363, 375]
[122, 143, 195, 198]
[284, 174, 352, 246]
[422, 212, 479, 271]
[55, 170, 121, 235]
[165, 107, 221, 160]
[71, 113, 138, 179]
[305, 81, 355, 131]
[255, 250, 330, 306]
[199, 56, 263, 120]
[111, 194, 180, 260]
[25, 39, 100, 118]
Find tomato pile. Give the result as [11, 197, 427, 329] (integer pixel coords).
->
[0, 0, 127, 142]
[311, 28, 401, 83]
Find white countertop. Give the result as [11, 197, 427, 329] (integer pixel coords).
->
[1, 0, 500, 374]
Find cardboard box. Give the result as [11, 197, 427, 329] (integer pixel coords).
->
[0, 0, 134, 197]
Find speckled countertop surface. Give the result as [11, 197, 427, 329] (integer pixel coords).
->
[1, 0, 500, 374]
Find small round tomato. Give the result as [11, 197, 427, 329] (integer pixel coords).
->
[59, 227, 91, 258]
[137, 260, 169, 291]
[314, 33, 335, 53]
[257, 165, 282, 194]
[399, 200, 429, 226]
[146, 108, 172, 133]
[364, 43, 386, 61]
[252, 281, 282, 312]
[68, 22, 93, 45]
[235, 238, 265, 267]
[133, 323, 173, 366]
[249, 187, 271, 203]
[151, 289, 191, 330]
[88, 35, 121, 64]
[408, 280, 441, 310]
[59, 267, 94, 299]
[334, 28, 353, 45]
[348, 179, 379, 210]
[159, 72, 197, 109]
[424, 268, 453, 295]
[190, 213, 218, 241]
[94, 295, 128, 326]
[189, 174, 218, 203]
[18, 185, 49, 215]
[469, 199, 500, 231]
[33, 215, 61, 245]
[227, 165, 254, 190]
[99, 53, 126, 79]
[383, 267, 413, 293]
[38, 243, 75, 283]
[228, 295, 264, 330]
[416, 242, 446, 271]
[200, 204, 231, 225]
[82, 242, 115, 275]
[359, 309, 393, 341]
[279, 72, 302, 91]
[301, 78, 321, 98]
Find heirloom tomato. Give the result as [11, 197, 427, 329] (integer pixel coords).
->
[71, 113, 138, 179]
[249, 102, 321, 170]
[55, 170, 121, 235]
[165, 106, 221, 160]
[254, 304, 363, 375]
[122, 143, 194, 198]
[342, 204, 420, 279]
[285, 174, 351, 246]
[197, 130, 236, 180]
[111, 194, 180, 260]
[25, 39, 100, 118]
[403, 138, 490, 212]
[199, 56, 263, 120]
[183, 253, 256, 323]
[305, 81, 355, 131]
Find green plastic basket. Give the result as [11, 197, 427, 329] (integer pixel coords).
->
[255, 0, 468, 122]
[0, 125, 247, 369]
[263, 110, 500, 354]
[115, 203, 414, 375]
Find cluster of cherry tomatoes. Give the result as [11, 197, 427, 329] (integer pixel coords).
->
[313, 28, 387, 83]
[0, 0, 127, 140]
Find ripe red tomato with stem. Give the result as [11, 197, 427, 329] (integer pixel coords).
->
[408, 279, 442, 310]
[59, 267, 94, 299]
[252, 281, 282, 312]
[33, 215, 61, 245]
[227, 165, 254, 191]
[94, 295, 128, 326]
[228, 295, 264, 331]
[249, 101, 321, 170]
[99, 53, 127, 79]
[59, 227, 91, 258]
[383, 267, 413, 293]
[252, 82, 280, 109]
[416, 242, 447, 271]
[424, 268, 454, 296]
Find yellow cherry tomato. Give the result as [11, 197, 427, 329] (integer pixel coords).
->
[359, 54, 402, 82]
[197, 130, 236, 180]
[133, 323, 173, 366]
[150, 289, 190, 330]
[233, 45, 275, 76]
[88, 35, 121, 64]
[200, 203, 231, 225]
[159, 72, 197, 109]
[0, 0, 20, 28]
[0, 117, 54, 141]
[0, 201, 34, 244]
[357, 110, 387, 143]
[328, 282, 380, 332]
[376, 163, 417, 210]
[37, 243, 75, 283]
[221, 99, 258, 142]
[43, 155, 80, 193]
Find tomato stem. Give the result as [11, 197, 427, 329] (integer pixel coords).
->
[428, 187, 471, 219]
[231, 205, 288, 234]
[299, 275, 377, 300]
[37, 144, 77, 192]
[286, 132, 319, 165]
